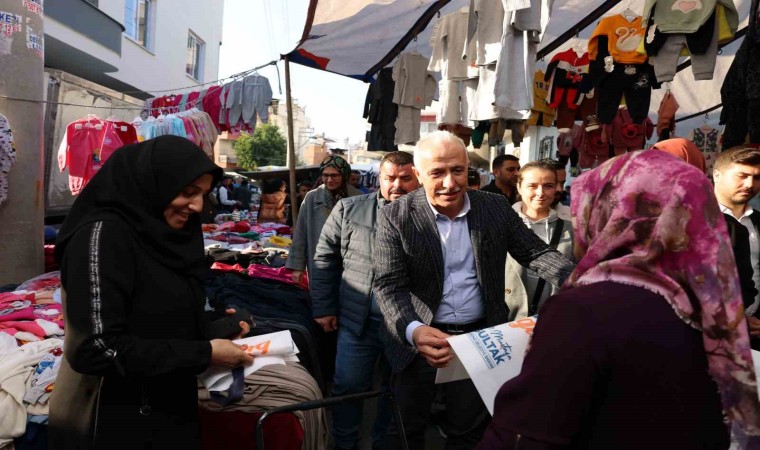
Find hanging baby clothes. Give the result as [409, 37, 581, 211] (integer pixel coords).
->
[720, 0, 760, 149]
[392, 52, 437, 145]
[528, 70, 556, 127]
[609, 106, 654, 155]
[225, 74, 273, 133]
[364, 68, 399, 151]
[579, 125, 612, 169]
[0, 113, 15, 207]
[588, 14, 655, 124]
[657, 91, 680, 141]
[429, 8, 478, 127]
[463, 0, 505, 67]
[556, 124, 584, 169]
[642, 0, 738, 82]
[57, 115, 139, 195]
[463, 0, 528, 123]
[494, 0, 553, 113]
[545, 49, 594, 132]
[202, 85, 225, 132]
[690, 124, 721, 176]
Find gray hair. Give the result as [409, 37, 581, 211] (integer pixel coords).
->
[414, 131, 467, 168]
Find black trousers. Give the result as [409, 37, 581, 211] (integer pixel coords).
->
[596, 63, 653, 124]
[386, 356, 489, 450]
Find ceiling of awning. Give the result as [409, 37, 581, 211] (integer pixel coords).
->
[287, 0, 751, 126]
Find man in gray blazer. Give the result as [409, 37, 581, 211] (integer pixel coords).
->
[374, 131, 575, 449]
[311, 152, 420, 450]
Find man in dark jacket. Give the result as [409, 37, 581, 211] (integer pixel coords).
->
[310, 151, 419, 450]
[480, 154, 520, 204]
[232, 178, 253, 209]
[374, 131, 574, 449]
[714, 147, 760, 349]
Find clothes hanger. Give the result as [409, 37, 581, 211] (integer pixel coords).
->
[621, 2, 638, 21]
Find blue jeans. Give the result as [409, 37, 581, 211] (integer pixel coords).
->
[331, 316, 392, 449]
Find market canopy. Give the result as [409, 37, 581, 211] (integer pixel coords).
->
[287, 0, 752, 131]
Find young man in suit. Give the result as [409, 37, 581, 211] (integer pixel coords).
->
[373, 131, 575, 449]
[714, 147, 760, 349]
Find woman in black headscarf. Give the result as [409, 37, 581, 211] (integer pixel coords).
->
[285, 155, 362, 283]
[49, 136, 253, 450]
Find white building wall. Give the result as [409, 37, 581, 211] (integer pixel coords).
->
[60, 0, 224, 93]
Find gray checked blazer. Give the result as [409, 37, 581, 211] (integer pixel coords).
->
[373, 188, 575, 373]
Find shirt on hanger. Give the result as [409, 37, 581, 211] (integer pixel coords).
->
[588, 14, 648, 64]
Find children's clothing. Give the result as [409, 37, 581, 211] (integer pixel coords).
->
[588, 15, 648, 64]
[528, 70, 556, 127]
[657, 91, 680, 140]
[545, 49, 590, 110]
[596, 62, 655, 123]
[463, 0, 505, 65]
[0, 113, 15, 206]
[392, 53, 437, 145]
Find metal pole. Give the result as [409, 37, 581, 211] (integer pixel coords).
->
[0, 1, 45, 284]
[283, 56, 298, 224]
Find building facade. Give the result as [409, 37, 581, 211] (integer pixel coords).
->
[44, 0, 225, 217]
[46, 0, 224, 98]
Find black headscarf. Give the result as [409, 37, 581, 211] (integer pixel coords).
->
[55, 136, 223, 280]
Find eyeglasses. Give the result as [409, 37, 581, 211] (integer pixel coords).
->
[322, 173, 342, 180]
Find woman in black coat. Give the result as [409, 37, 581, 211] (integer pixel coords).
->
[49, 136, 253, 450]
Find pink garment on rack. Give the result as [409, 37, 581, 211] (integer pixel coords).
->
[58, 117, 138, 195]
[99, 121, 138, 171]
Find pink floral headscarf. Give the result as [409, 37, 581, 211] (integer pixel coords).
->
[568, 150, 760, 444]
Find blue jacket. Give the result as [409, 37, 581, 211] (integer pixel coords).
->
[310, 193, 386, 335]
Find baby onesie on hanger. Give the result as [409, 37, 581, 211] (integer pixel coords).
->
[0, 113, 15, 206]
[545, 49, 590, 110]
[657, 91, 680, 140]
[392, 53, 437, 145]
[58, 116, 105, 195]
[588, 15, 648, 65]
[610, 107, 654, 154]
[555, 93, 597, 132]
[429, 9, 478, 81]
[241, 74, 273, 130]
[528, 70, 556, 127]
[556, 124, 584, 168]
[463, 0, 505, 65]
[647, 12, 721, 82]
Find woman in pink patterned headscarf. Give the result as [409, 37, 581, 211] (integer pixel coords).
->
[478, 150, 760, 450]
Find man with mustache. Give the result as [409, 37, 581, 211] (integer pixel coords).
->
[310, 151, 420, 450]
[714, 147, 760, 350]
[374, 131, 574, 449]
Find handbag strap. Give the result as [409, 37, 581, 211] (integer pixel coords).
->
[530, 219, 565, 315]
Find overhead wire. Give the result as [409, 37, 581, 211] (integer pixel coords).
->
[0, 59, 281, 110]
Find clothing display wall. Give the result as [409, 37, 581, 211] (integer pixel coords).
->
[0, 113, 15, 207]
